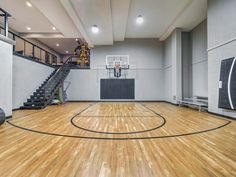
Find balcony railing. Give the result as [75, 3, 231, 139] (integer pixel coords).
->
[0, 26, 58, 66]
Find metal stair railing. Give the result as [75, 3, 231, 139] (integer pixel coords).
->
[43, 55, 79, 106]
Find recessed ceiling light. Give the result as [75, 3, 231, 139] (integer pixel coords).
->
[26, 26, 31, 30]
[52, 27, 56, 31]
[56, 43, 60, 47]
[26, 1, 32, 7]
[136, 15, 144, 25]
[91, 25, 99, 34]
[66, 51, 69, 54]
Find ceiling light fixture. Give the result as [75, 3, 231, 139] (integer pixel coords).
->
[52, 27, 56, 31]
[66, 51, 69, 54]
[26, 26, 31, 30]
[91, 25, 99, 34]
[26, 1, 32, 7]
[56, 43, 60, 47]
[136, 15, 144, 25]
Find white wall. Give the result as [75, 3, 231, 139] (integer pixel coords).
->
[191, 20, 208, 97]
[0, 37, 13, 117]
[163, 29, 182, 103]
[13, 55, 54, 109]
[208, 0, 236, 118]
[66, 39, 164, 101]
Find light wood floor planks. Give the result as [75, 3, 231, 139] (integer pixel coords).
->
[0, 102, 235, 177]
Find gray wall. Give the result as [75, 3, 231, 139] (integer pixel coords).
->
[208, 0, 236, 118]
[0, 38, 13, 117]
[163, 29, 182, 103]
[13, 55, 54, 109]
[182, 32, 192, 98]
[66, 39, 164, 101]
[181, 20, 208, 99]
[191, 20, 208, 97]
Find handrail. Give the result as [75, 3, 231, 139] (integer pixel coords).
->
[0, 26, 58, 66]
[46, 55, 79, 84]
[0, 8, 11, 16]
[64, 54, 80, 64]
[0, 8, 11, 37]
[45, 57, 70, 87]
[43, 55, 80, 104]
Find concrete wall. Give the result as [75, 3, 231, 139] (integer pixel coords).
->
[0, 37, 13, 117]
[208, 0, 236, 118]
[66, 39, 164, 101]
[191, 20, 208, 97]
[13, 55, 54, 109]
[163, 29, 182, 103]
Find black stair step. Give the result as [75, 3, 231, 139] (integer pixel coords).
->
[34, 90, 44, 94]
[20, 106, 45, 110]
[27, 98, 47, 102]
[34, 90, 51, 94]
[24, 102, 46, 107]
[33, 94, 45, 98]
[22, 68, 69, 110]
[30, 95, 49, 99]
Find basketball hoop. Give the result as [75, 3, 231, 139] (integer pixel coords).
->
[105, 55, 129, 78]
[114, 63, 121, 77]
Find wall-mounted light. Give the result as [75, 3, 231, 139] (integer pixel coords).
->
[66, 51, 69, 54]
[56, 43, 60, 47]
[136, 15, 144, 25]
[52, 27, 56, 31]
[91, 25, 99, 34]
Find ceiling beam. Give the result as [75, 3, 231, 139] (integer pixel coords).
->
[30, 0, 82, 38]
[19, 33, 64, 38]
[59, 0, 93, 47]
[111, 0, 131, 41]
[159, 0, 193, 41]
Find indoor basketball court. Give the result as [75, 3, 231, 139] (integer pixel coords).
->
[0, 0, 236, 177]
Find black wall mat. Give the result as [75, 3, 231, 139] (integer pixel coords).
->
[100, 79, 135, 99]
[219, 57, 236, 110]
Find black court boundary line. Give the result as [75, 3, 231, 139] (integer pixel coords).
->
[75, 115, 159, 117]
[6, 103, 232, 140]
[70, 103, 166, 134]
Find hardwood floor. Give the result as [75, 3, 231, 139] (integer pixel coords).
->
[0, 102, 235, 177]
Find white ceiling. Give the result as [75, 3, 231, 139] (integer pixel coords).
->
[37, 38, 79, 54]
[0, 0, 59, 33]
[0, 0, 207, 54]
[126, 0, 190, 38]
[70, 0, 114, 45]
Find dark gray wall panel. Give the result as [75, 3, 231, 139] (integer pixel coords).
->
[100, 79, 135, 99]
[219, 57, 236, 110]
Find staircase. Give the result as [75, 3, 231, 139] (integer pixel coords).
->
[20, 58, 72, 109]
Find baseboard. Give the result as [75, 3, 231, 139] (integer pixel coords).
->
[67, 100, 100, 102]
[162, 101, 178, 105]
[67, 100, 166, 102]
[6, 116, 12, 119]
[12, 108, 20, 111]
[208, 111, 236, 121]
[66, 100, 178, 105]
